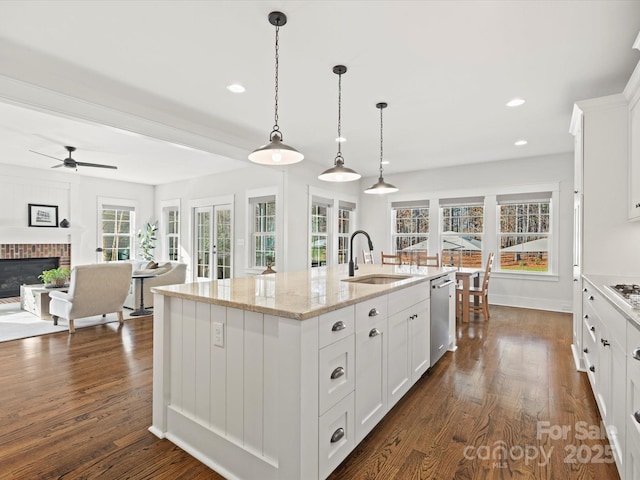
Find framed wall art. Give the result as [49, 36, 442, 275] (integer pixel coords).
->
[28, 204, 59, 227]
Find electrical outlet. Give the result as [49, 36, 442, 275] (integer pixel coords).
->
[214, 322, 224, 347]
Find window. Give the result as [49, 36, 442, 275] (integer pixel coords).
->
[100, 204, 135, 261]
[392, 201, 429, 263]
[311, 200, 329, 267]
[251, 196, 276, 268]
[337, 202, 355, 264]
[441, 197, 483, 267]
[164, 207, 180, 261]
[497, 193, 551, 273]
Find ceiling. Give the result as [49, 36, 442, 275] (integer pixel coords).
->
[0, 1, 639, 185]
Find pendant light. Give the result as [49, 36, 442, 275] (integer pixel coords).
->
[364, 102, 398, 194]
[249, 11, 304, 165]
[318, 65, 360, 182]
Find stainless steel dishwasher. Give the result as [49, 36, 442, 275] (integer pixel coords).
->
[430, 274, 454, 366]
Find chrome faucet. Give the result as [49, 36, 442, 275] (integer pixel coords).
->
[349, 230, 374, 276]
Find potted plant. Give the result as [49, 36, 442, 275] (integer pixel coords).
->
[137, 221, 158, 261]
[38, 267, 71, 288]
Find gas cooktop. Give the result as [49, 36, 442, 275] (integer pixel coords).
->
[609, 284, 640, 308]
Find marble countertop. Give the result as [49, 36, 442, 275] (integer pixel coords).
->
[583, 273, 640, 329]
[151, 264, 454, 320]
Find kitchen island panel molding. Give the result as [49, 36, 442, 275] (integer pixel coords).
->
[150, 265, 453, 479]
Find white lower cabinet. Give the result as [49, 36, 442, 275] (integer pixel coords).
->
[626, 321, 640, 480]
[410, 300, 430, 382]
[582, 279, 627, 476]
[354, 297, 388, 443]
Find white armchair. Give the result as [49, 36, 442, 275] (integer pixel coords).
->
[49, 263, 132, 333]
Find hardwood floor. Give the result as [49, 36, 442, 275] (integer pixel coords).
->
[0, 306, 620, 479]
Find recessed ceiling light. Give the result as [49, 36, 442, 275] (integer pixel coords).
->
[506, 98, 526, 107]
[227, 83, 246, 93]
[514, 139, 528, 146]
[336, 137, 346, 143]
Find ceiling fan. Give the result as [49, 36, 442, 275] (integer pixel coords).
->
[29, 145, 117, 170]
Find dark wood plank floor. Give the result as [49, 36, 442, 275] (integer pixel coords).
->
[0, 306, 620, 479]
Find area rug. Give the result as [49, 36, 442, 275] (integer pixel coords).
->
[0, 303, 151, 343]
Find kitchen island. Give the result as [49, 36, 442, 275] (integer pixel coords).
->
[149, 264, 455, 480]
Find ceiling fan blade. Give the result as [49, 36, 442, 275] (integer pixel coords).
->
[76, 161, 118, 170]
[29, 150, 64, 162]
[51, 164, 65, 168]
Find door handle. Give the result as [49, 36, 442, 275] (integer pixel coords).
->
[433, 280, 455, 289]
[332, 321, 346, 332]
[368, 308, 379, 317]
[369, 328, 381, 337]
[331, 427, 345, 443]
[633, 348, 640, 361]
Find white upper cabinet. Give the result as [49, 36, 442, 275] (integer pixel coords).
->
[626, 34, 640, 221]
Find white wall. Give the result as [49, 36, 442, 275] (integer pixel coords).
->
[356, 153, 575, 312]
[0, 163, 154, 265]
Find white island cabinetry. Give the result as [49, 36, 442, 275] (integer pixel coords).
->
[150, 265, 454, 480]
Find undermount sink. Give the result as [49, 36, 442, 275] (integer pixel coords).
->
[342, 274, 411, 285]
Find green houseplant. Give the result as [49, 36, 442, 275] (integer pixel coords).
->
[39, 267, 71, 287]
[137, 221, 158, 261]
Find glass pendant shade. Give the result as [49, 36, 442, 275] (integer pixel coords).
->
[249, 132, 304, 165]
[250, 11, 303, 166]
[319, 65, 360, 181]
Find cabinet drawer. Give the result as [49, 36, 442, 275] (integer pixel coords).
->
[582, 306, 598, 346]
[355, 296, 387, 333]
[319, 335, 355, 415]
[388, 282, 429, 316]
[590, 292, 626, 351]
[319, 392, 355, 480]
[319, 305, 355, 349]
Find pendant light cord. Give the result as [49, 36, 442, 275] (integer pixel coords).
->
[379, 105, 384, 177]
[336, 71, 342, 161]
[273, 24, 280, 136]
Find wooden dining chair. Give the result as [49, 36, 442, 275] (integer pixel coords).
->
[416, 252, 439, 267]
[362, 250, 374, 264]
[457, 252, 494, 321]
[381, 252, 400, 265]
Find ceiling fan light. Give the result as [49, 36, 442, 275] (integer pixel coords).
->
[248, 132, 304, 165]
[364, 176, 399, 194]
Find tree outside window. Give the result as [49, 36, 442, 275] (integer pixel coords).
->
[392, 206, 429, 264]
[311, 202, 328, 267]
[101, 206, 134, 261]
[441, 205, 483, 267]
[253, 198, 276, 268]
[499, 202, 550, 272]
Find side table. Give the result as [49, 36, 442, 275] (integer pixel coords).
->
[130, 274, 156, 316]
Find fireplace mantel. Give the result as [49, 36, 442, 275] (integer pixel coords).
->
[0, 226, 82, 245]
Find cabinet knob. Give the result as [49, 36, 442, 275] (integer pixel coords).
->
[583, 288, 588, 292]
[589, 365, 595, 372]
[583, 314, 589, 319]
[583, 348, 588, 354]
[332, 321, 346, 332]
[632, 348, 640, 361]
[590, 325, 595, 332]
[330, 366, 345, 380]
[601, 339, 610, 347]
[588, 295, 594, 301]
[635, 410, 640, 424]
[368, 308, 379, 317]
[369, 328, 381, 337]
[330, 427, 345, 443]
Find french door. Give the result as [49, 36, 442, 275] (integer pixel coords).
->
[194, 204, 232, 281]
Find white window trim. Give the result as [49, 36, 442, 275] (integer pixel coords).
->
[161, 199, 181, 262]
[97, 196, 139, 262]
[385, 183, 560, 279]
[246, 187, 279, 275]
[308, 186, 358, 268]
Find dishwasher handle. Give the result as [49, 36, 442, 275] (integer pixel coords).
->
[433, 280, 455, 289]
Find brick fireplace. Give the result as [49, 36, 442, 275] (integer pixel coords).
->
[0, 243, 71, 299]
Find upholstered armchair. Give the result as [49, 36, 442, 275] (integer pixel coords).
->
[49, 263, 132, 333]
